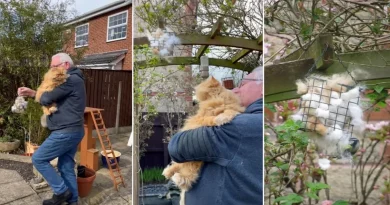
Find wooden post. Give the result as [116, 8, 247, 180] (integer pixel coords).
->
[278, 34, 334, 70]
[115, 81, 122, 135]
[132, 122, 139, 205]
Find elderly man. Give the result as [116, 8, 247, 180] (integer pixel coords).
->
[167, 67, 263, 205]
[18, 53, 86, 205]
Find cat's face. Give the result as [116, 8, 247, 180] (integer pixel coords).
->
[195, 76, 224, 101]
[45, 66, 67, 82]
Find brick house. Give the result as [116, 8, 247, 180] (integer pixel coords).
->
[64, 0, 132, 70]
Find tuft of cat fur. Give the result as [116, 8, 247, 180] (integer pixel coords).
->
[293, 72, 365, 156]
[162, 76, 245, 205]
[35, 67, 69, 127]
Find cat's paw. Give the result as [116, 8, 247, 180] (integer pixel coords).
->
[40, 115, 47, 127]
[162, 166, 173, 179]
[172, 173, 191, 191]
[214, 114, 233, 126]
[49, 106, 57, 113]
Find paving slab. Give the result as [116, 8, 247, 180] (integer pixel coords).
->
[0, 169, 24, 185]
[7, 194, 42, 205]
[0, 133, 132, 205]
[0, 180, 35, 204]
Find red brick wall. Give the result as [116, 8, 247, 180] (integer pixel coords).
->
[65, 6, 132, 70]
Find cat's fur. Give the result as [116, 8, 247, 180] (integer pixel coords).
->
[162, 76, 245, 205]
[296, 73, 356, 136]
[35, 67, 69, 127]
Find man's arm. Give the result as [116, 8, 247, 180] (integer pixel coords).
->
[168, 125, 240, 166]
[40, 80, 73, 106]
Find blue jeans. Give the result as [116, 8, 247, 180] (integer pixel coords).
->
[32, 131, 84, 203]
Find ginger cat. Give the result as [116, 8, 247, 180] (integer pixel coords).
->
[162, 76, 245, 205]
[35, 66, 69, 127]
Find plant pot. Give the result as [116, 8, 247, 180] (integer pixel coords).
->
[0, 139, 20, 152]
[101, 150, 121, 169]
[25, 141, 40, 155]
[222, 79, 234, 90]
[77, 166, 96, 197]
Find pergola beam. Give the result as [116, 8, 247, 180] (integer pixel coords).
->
[277, 34, 333, 70]
[195, 17, 224, 59]
[210, 17, 223, 38]
[135, 57, 256, 72]
[231, 35, 263, 64]
[177, 34, 262, 51]
[231, 49, 252, 63]
[196, 45, 208, 58]
[264, 58, 315, 103]
[265, 49, 390, 103]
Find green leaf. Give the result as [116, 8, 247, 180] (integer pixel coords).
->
[377, 101, 387, 108]
[265, 103, 277, 112]
[274, 194, 303, 205]
[307, 192, 319, 200]
[374, 85, 385, 94]
[313, 8, 325, 21]
[333, 200, 349, 205]
[300, 23, 313, 40]
[277, 163, 289, 171]
[370, 21, 383, 35]
[306, 182, 330, 190]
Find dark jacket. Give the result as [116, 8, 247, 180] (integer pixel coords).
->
[168, 98, 263, 205]
[40, 67, 86, 133]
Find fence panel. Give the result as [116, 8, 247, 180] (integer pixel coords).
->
[81, 69, 132, 128]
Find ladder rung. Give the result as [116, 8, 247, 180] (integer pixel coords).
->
[109, 162, 118, 167]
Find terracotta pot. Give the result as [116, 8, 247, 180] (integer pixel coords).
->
[0, 139, 20, 152]
[77, 166, 96, 197]
[222, 79, 234, 90]
[25, 141, 39, 155]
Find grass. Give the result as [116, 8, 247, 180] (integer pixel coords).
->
[141, 167, 166, 184]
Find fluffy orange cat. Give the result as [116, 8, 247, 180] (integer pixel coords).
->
[162, 76, 245, 205]
[35, 67, 68, 127]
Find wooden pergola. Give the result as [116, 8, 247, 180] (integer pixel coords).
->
[134, 17, 263, 72]
[265, 34, 390, 103]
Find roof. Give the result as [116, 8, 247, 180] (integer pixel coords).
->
[65, 0, 132, 26]
[78, 50, 127, 65]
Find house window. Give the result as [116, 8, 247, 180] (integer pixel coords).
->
[107, 11, 128, 42]
[75, 23, 88, 48]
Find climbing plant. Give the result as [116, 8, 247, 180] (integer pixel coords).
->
[264, 0, 390, 62]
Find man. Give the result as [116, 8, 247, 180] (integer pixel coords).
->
[18, 53, 86, 205]
[168, 67, 263, 205]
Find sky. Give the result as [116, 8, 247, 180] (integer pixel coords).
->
[73, 0, 113, 15]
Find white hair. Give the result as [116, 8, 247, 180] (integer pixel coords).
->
[52, 53, 74, 66]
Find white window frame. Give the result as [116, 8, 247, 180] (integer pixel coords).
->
[106, 10, 128, 42]
[74, 23, 89, 48]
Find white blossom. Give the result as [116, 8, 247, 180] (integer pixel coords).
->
[318, 158, 331, 170]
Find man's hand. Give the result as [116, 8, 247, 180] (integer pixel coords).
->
[18, 87, 36, 98]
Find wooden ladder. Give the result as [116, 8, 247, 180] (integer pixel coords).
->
[91, 110, 125, 190]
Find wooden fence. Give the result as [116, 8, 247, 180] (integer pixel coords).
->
[140, 113, 186, 169]
[81, 69, 132, 128]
